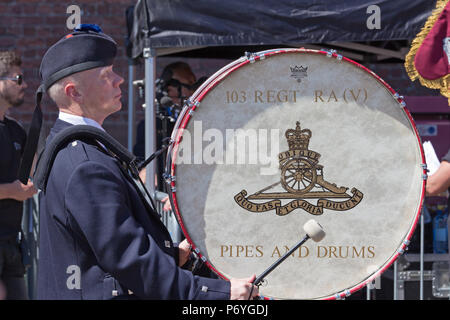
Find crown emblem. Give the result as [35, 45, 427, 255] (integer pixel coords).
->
[290, 65, 308, 73]
[290, 65, 308, 83]
[285, 121, 312, 151]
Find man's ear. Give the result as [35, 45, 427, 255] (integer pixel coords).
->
[64, 82, 83, 104]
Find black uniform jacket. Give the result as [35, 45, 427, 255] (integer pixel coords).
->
[37, 119, 230, 299]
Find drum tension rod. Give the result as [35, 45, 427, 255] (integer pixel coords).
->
[244, 51, 265, 63]
[321, 48, 343, 60]
[421, 163, 428, 180]
[393, 93, 406, 107]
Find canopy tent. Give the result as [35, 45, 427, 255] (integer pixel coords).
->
[128, 0, 435, 60]
[126, 0, 436, 195]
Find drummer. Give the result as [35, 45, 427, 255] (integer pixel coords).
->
[36, 24, 258, 300]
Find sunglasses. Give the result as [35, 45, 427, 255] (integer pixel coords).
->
[0, 74, 24, 86]
[167, 79, 196, 91]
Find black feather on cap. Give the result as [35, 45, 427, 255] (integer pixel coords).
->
[40, 24, 117, 91]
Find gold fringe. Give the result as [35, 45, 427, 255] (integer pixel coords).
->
[404, 0, 450, 102]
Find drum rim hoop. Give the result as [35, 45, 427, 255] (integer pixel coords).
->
[166, 48, 427, 300]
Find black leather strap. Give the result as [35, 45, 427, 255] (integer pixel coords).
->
[18, 85, 44, 184]
[33, 125, 137, 192]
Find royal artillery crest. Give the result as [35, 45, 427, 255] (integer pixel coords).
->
[234, 121, 364, 216]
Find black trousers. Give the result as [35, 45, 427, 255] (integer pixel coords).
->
[0, 238, 28, 300]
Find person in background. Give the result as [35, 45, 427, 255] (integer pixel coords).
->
[0, 50, 37, 300]
[134, 62, 198, 209]
[426, 148, 450, 207]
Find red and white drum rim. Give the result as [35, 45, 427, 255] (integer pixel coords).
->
[166, 48, 427, 300]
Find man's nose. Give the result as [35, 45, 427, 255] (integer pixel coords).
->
[115, 73, 124, 87]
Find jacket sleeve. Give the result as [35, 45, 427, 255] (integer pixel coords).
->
[64, 160, 230, 299]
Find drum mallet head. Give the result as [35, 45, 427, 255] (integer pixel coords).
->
[253, 219, 325, 287]
[303, 219, 326, 242]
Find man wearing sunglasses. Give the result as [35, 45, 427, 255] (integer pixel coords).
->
[133, 62, 200, 221]
[163, 61, 197, 107]
[134, 61, 198, 163]
[0, 50, 37, 300]
[134, 62, 200, 183]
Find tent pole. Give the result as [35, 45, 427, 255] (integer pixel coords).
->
[127, 58, 135, 152]
[144, 48, 156, 197]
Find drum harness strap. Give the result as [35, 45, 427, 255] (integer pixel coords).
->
[33, 125, 173, 219]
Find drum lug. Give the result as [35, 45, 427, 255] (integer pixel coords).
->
[393, 93, 404, 100]
[421, 163, 428, 178]
[245, 51, 257, 63]
[397, 240, 410, 255]
[324, 49, 336, 57]
[186, 98, 199, 115]
[187, 99, 200, 109]
[322, 48, 343, 61]
[162, 173, 177, 192]
[245, 51, 265, 63]
[393, 93, 406, 107]
[334, 289, 351, 300]
[163, 173, 176, 184]
[421, 164, 428, 180]
[193, 249, 208, 262]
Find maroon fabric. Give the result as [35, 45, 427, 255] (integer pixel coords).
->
[415, 3, 450, 80]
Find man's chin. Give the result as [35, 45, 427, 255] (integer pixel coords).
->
[11, 98, 25, 108]
[106, 102, 122, 117]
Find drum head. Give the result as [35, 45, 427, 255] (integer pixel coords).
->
[168, 49, 425, 299]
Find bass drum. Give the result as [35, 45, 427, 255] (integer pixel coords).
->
[166, 49, 426, 299]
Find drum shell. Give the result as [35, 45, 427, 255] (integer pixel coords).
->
[166, 49, 426, 300]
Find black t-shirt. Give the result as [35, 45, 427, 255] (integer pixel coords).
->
[0, 116, 27, 240]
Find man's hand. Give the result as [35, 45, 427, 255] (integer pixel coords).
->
[426, 161, 450, 196]
[6, 179, 37, 201]
[138, 168, 146, 183]
[230, 274, 259, 300]
[161, 195, 172, 212]
[178, 239, 192, 266]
